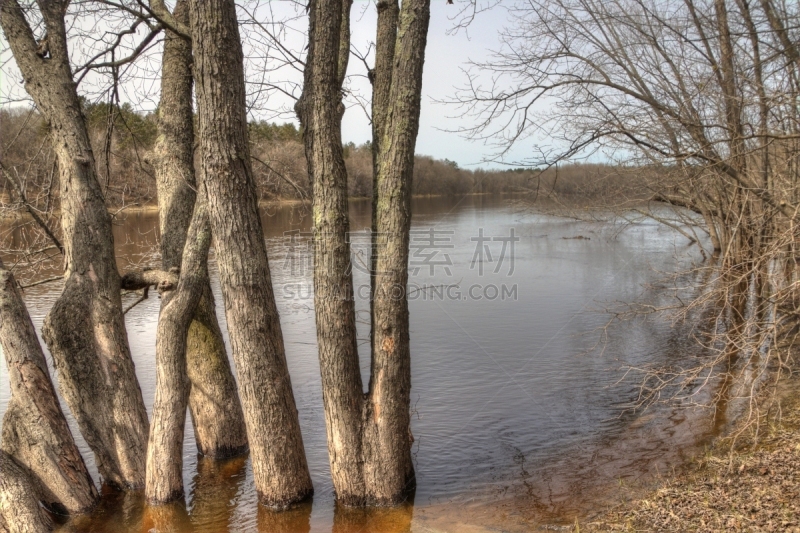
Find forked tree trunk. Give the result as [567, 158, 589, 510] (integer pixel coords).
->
[0, 260, 98, 515]
[0, 0, 149, 490]
[0, 451, 53, 533]
[300, 0, 429, 506]
[152, 0, 247, 460]
[363, 0, 431, 501]
[189, 0, 313, 508]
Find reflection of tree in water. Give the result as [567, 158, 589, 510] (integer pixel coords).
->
[142, 500, 191, 533]
[59, 486, 146, 532]
[188, 456, 248, 532]
[332, 501, 414, 533]
[257, 501, 311, 533]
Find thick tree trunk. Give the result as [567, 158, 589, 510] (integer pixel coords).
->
[0, 0, 149, 490]
[189, 0, 313, 508]
[0, 260, 98, 515]
[0, 452, 52, 533]
[185, 290, 247, 458]
[300, 0, 429, 506]
[297, 0, 364, 506]
[362, 0, 430, 502]
[152, 0, 247, 460]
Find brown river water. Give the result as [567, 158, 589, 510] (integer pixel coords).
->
[0, 195, 723, 532]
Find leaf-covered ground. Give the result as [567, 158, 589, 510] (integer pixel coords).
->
[584, 401, 800, 532]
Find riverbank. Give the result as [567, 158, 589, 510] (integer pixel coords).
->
[581, 386, 800, 532]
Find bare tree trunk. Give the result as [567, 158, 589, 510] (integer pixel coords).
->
[300, 0, 429, 506]
[145, 197, 213, 503]
[189, 0, 313, 508]
[152, 0, 247, 460]
[296, 0, 364, 506]
[0, 451, 52, 533]
[0, 260, 98, 515]
[185, 291, 247, 458]
[0, 0, 149, 490]
[362, 0, 430, 503]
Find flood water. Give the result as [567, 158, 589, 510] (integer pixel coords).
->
[0, 195, 722, 532]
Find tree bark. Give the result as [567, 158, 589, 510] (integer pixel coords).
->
[145, 196, 213, 503]
[300, 0, 429, 506]
[152, 0, 247, 460]
[0, 260, 98, 515]
[296, 0, 364, 506]
[0, 451, 52, 533]
[0, 0, 149, 490]
[362, 0, 430, 503]
[189, 0, 313, 508]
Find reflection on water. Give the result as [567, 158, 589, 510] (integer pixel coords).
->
[0, 195, 723, 531]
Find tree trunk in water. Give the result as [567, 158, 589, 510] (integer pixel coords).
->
[0, 260, 98, 515]
[145, 197, 214, 503]
[152, 0, 247, 460]
[300, 0, 429, 505]
[189, 0, 313, 508]
[363, 0, 430, 502]
[0, 451, 53, 533]
[0, 0, 149, 490]
[296, 0, 364, 506]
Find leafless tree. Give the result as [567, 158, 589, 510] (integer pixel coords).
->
[1, 0, 150, 492]
[455, 0, 800, 433]
[189, 0, 313, 509]
[297, 0, 431, 506]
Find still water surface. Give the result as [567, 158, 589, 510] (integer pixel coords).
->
[0, 195, 717, 532]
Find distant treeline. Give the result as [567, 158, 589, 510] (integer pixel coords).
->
[0, 104, 647, 210]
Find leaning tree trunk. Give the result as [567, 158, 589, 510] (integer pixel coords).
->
[189, 0, 313, 508]
[0, 451, 53, 533]
[0, 0, 149, 490]
[145, 197, 215, 503]
[300, 0, 429, 506]
[0, 259, 98, 515]
[152, 0, 247, 460]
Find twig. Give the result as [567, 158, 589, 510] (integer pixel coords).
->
[123, 286, 149, 314]
[18, 276, 62, 289]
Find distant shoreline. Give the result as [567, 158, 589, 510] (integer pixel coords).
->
[0, 191, 512, 221]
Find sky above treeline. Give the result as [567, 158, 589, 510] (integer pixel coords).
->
[0, 1, 539, 169]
